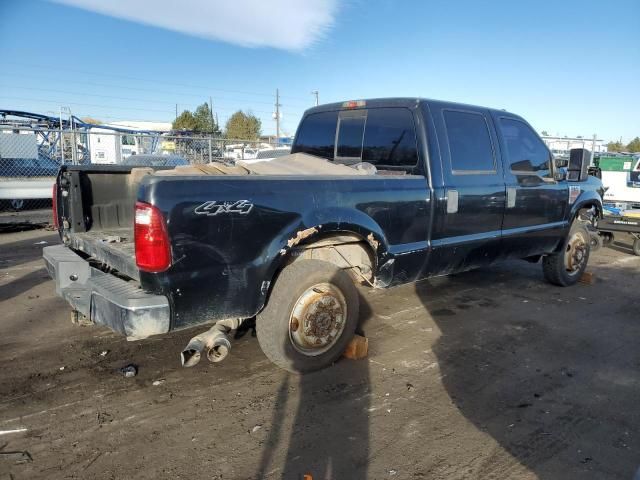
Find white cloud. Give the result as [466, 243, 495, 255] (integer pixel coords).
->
[52, 0, 338, 51]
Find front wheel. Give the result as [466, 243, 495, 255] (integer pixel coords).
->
[257, 259, 360, 373]
[633, 238, 640, 256]
[542, 222, 591, 286]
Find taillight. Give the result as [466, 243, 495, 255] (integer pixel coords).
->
[134, 201, 171, 272]
[52, 183, 59, 229]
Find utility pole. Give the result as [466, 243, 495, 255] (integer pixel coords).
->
[274, 88, 281, 145]
[59, 107, 64, 164]
[209, 96, 215, 134]
[175, 104, 178, 121]
[311, 90, 319, 106]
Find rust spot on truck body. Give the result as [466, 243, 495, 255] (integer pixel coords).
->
[287, 227, 319, 248]
[367, 233, 379, 251]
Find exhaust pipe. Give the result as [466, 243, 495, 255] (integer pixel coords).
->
[180, 318, 241, 367]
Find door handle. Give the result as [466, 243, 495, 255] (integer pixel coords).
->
[507, 187, 517, 208]
[447, 189, 459, 214]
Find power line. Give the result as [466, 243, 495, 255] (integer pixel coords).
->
[6, 61, 312, 102]
[0, 94, 291, 117]
[0, 95, 173, 114]
[1, 80, 310, 110]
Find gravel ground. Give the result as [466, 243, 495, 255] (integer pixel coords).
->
[1, 228, 639, 480]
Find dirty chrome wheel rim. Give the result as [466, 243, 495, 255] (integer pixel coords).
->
[289, 282, 347, 356]
[564, 230, 588, 275]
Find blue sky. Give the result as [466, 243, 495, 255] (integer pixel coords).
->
[0, 0, 638, 141]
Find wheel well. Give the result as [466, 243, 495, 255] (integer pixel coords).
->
[575, 202, 600, 226]
[283, 232, 376, 285]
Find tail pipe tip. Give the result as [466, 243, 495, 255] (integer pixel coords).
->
[206, 336, 231, 363]
[180, 330, 232, 368]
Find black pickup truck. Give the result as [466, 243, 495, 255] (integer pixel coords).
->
[44, 98, 603, 373]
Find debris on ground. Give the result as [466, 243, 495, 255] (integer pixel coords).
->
[344, 334, 368, 360]
[152, 379, 165, 386]
[0, 445, 33, 464]
[96, 411, 113, 425]
[120, 364, 138, 378]
[251, 425, 262, 433]
[579, 271, 595, 285]
[99, 350, 109, 357]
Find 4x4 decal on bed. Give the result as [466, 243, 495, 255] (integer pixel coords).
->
[194, 200, 254, 216]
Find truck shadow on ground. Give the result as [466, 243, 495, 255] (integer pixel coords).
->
[415, 260, 640, 479]
[0, 267, 50, 302]
[256, 287, 373, 479]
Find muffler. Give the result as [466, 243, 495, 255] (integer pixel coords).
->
[180, 318, 241, 367]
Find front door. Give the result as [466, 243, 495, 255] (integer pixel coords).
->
[493, 114, 569, 257]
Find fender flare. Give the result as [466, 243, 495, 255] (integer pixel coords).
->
[257, 208, 390, 310]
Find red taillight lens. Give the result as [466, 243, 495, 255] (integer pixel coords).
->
[134, 201, 171, 272]
[52, 183, 59, 229]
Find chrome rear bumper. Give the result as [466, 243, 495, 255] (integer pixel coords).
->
[43, 244, 170, 340]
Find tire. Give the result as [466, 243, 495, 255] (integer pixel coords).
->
[633, 238, 640, 256]
[542, 222, 591, 286]
[601, 232, 615, 247]
[589, 232, 603, 252]
[257, 259, 359, 373]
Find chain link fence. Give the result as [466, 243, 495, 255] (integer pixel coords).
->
[0, 126, 289, 222]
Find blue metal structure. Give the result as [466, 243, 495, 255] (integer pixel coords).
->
[0, 110, 165, 165]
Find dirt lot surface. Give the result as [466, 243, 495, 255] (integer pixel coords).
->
[1, 228, 640, 480]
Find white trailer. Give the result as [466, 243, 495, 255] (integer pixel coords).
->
[88, 129, 148, 164]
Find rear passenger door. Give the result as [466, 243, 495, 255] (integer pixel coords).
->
[427, 104, 506, 274]
[493, 114, 568, 257]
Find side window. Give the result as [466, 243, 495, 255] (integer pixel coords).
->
[362, 108, 418, 167]
[499, 118, 553, 179]
[291, 111, 338, 159]
[336, 114, 365, 159]
[443, 110, 495, 173]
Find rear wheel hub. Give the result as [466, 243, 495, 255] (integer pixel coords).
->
[289, 283, 347, 356]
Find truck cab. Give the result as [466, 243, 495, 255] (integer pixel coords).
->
[292, 99, 599, 276]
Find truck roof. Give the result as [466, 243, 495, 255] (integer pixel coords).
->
[304, 97, 518, 118]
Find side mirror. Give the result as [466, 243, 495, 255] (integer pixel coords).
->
[567, 148, 591, 182]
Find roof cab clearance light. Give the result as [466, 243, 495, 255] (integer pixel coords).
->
[135, 201, 171, 272]
[52, 183, 59, 229]
[342, 100, 366, 109]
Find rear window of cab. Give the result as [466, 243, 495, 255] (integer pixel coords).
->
[292, 107, 419, 169]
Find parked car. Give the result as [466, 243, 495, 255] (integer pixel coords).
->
[44, 97, 603, 373]
[0, 156, 60, 210]
[240, 146, 292, 164]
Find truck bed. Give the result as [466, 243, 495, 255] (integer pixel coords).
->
[57, 155, 372, 284]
